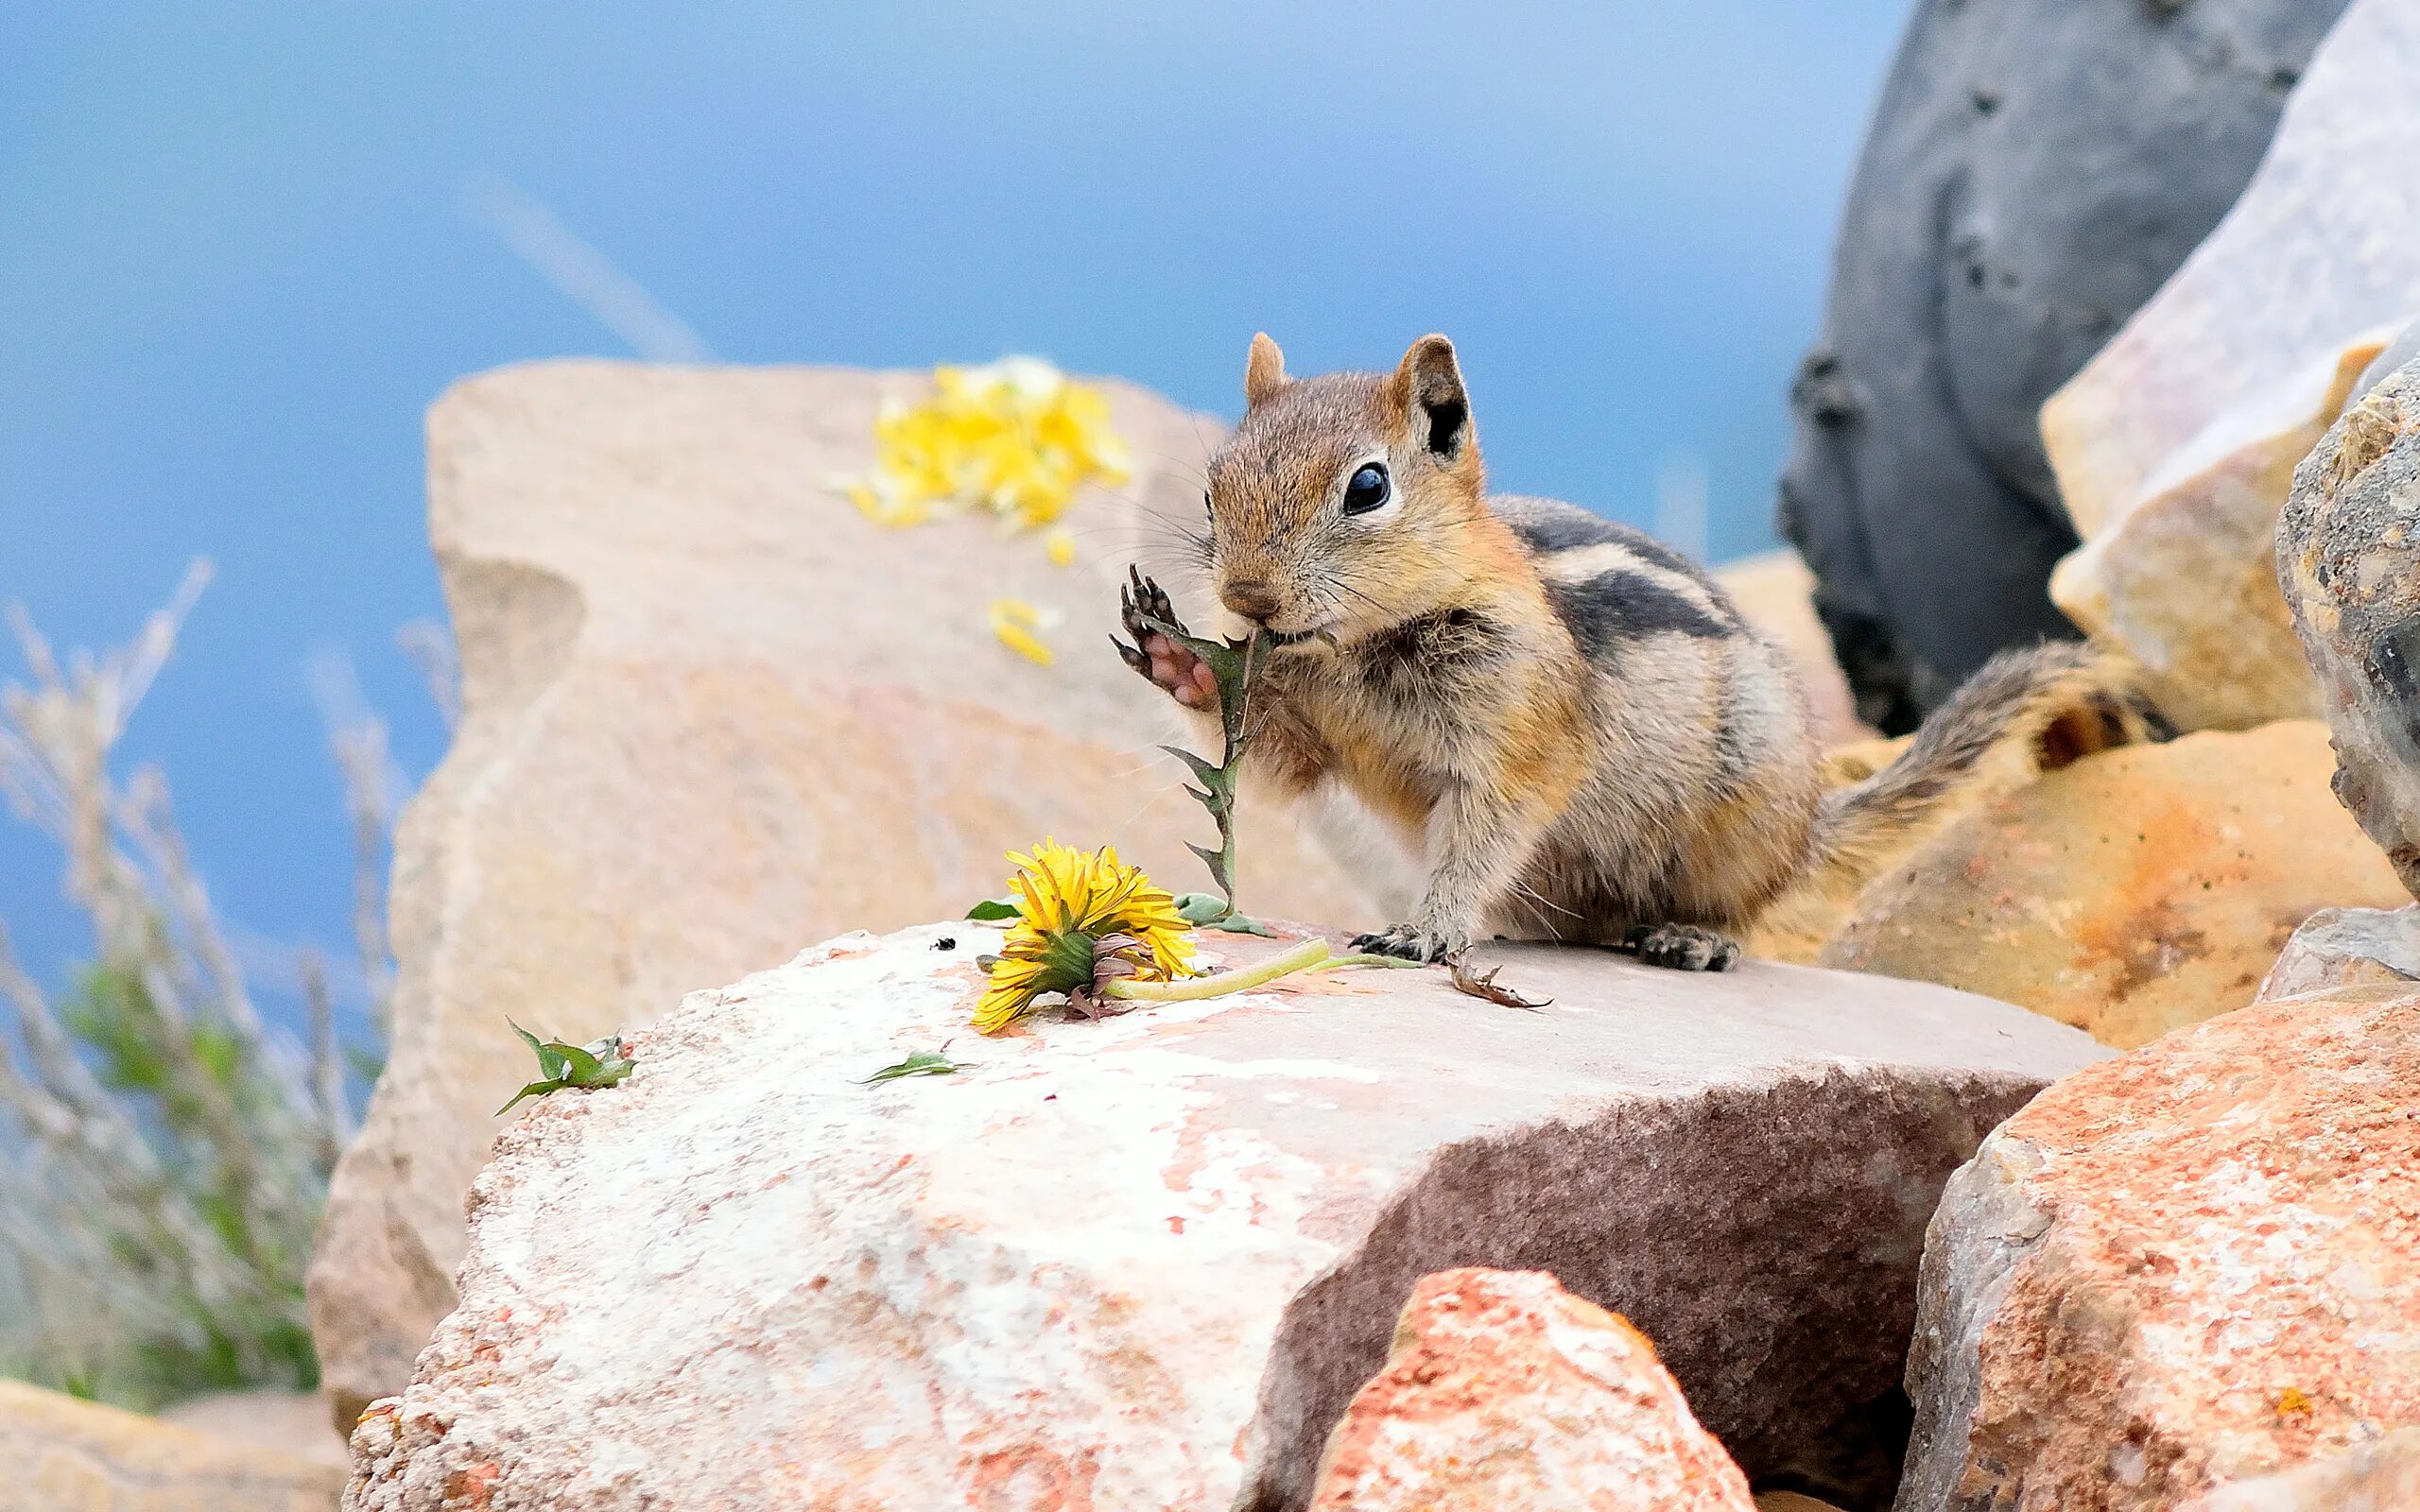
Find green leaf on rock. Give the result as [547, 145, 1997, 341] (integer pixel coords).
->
[497, 1022, 637, 1116]
[861, 1048, 968, 1083]
[965, 897, 1021, 921]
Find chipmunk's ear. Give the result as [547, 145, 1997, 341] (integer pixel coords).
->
[1394, 335, 1471, 461]
[1244, 332, 1288, 407]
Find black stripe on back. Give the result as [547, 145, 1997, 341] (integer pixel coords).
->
[1546, 570, 1733, 652]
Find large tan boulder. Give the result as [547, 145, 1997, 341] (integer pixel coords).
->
[1307, 1268, 1755, 1511]
[1897, 987, 2420, 1511]
[2039, 0, 2420, 730]
[0, 1380, 344, 1512]
[1819, 722, 2408, 1048]
[344, 923, 2105, 1511]
[305, 362, 1386, 1425]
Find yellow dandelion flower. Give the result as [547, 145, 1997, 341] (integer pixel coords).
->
[972, 840, 1198, 1034]
[987, 598, 1055, 665]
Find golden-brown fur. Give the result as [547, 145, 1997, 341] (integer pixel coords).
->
[1116, 334, 2156, 968]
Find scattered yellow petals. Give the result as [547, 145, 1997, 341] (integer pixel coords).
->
[1045, 525, 1076, 568]
[836, 357, 1131, 539]
[2275, 1386, 2313, 1418]
[988, 599, 1054, 665]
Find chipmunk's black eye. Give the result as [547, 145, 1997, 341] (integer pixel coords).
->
[1342, 463, 1391, 516]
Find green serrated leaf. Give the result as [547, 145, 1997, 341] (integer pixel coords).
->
[495, 1079, 562, 1117]
[1159, 745, 1224, 786]
[510, 1019, 569, 1081]
[861, 1049, 967, 1084]
[1173, 892, 1230, 924]
[549, 1040, 604, 1081]
[965, 897, 1021, 921]
[1206, 913, 1277, 937]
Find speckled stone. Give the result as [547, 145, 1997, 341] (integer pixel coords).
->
[2278, 351, 2420, 902]
[1307, 1268, 1755, 1511]
[342, 925, 2105, 1512]
[1898, 988, 2420, 1512]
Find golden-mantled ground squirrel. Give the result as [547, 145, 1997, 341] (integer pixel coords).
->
[1116, 334, 2153, 969]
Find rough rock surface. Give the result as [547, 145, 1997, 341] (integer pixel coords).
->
[1778, 0, 2343, 730]
[2278, 350, 2420, 900]
[305, 363, 1388, 1424]
[1820, 722, 2407, 1048]
[344, 924, 2106, 1512]
[2256, 904, 2420, 1001]
[2045, 0, 2420, 730]
[1714, 550, 1869, 747]
[0, 1380, 344, 1511]
[1897, 988, 2420, 1512]
[2186, 1429, 2420, 1511]
[1306, 1268, 1755, 1511]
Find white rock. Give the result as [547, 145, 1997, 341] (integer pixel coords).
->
[304, 362, 1389, 1425]
[345, 925, 2106, 1511]
[2041, 0, 2420, 729]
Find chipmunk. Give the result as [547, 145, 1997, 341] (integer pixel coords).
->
[1115, 333, 2154, 970]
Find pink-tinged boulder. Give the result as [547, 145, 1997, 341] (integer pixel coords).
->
[2040, 0, 2420, 730]
[343, 924, 2105, 1512]
[1897, 988, 2420, 1512]
[2256, 904, 2420, 1001]
[305, 362, 1386, 1426]
[1307, 1268, 1754, 1511]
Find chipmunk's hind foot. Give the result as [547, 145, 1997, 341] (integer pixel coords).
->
[1624, 923, 1740, 972]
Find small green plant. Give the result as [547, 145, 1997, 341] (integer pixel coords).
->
[858, 1046, 967, 1084]
[0, 563, 405, 1409]
[496, 1022, 635, 1115]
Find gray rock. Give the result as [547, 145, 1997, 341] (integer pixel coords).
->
[1780, 0, 2347, 731]
[343, 925, 2107, 1512]
[2278, 352, 2420, 898]
[2256, 904, 2420, 999]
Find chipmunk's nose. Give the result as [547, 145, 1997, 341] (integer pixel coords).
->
[1219, 578, 1282, 624]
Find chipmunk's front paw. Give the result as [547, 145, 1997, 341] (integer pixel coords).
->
[1625, 923, 1741, 972]
[1115, 568, 1219, 710]
[1353, 922, 1461, 964]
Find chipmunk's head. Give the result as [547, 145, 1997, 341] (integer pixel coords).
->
[1201, 333, 1488, 646]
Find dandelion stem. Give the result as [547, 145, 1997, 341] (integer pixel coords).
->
[1103, 936, 1331, 1002]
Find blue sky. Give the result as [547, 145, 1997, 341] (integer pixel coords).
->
[0, 2, 1910, 1032]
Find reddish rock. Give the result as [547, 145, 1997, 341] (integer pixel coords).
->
[1309, 1268, 1754, 1511]
[1898, 988, 2420, 1511]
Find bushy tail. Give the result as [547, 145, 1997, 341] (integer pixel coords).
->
[1810, 642, 2165, 892]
